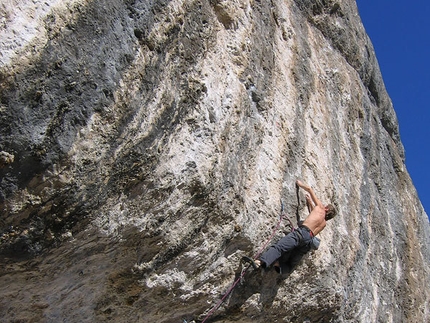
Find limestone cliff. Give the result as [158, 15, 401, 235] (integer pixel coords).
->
[1, 0, 429, 322]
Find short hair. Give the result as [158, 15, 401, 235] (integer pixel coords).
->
[325, 204, 337, 220]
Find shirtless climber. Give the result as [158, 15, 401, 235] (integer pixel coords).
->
[243, 180, 337, 274]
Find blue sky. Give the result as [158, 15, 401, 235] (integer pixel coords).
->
[356, 0, 430, 220]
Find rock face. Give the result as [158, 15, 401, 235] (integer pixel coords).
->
[1, 0, 429, 322]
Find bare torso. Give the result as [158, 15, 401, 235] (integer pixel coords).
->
[302, 205, 326, 236]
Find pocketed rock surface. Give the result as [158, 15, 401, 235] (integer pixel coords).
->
[0, 1, 429, 322]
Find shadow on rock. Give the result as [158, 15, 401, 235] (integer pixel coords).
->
[212, 261, 294, 321]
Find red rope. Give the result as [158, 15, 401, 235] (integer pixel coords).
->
[200, 213, 292, 323]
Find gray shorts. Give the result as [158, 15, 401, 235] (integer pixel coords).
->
[259, 226, 316, 273]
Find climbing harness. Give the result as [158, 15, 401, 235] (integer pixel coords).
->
[200, 201, 295, 323]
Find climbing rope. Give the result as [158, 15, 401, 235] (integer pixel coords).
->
[200, 202, 295, 323]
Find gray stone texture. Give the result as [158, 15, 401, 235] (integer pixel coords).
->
[0, 0, 429, 322]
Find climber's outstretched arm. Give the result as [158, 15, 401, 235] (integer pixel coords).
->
[306, 194, 314, 213]
[296, 180, 323, 208]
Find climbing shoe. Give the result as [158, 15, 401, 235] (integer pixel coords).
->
[241, 256, 260, 270]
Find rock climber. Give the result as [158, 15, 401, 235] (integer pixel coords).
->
[243, 180, 337, 274]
